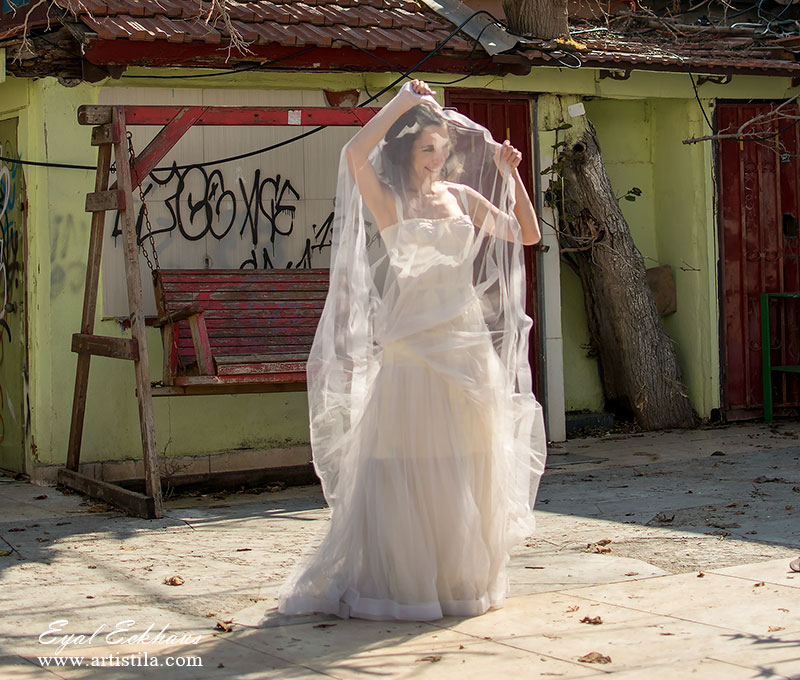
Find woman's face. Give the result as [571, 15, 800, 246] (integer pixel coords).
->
[409, 124, 451, 186]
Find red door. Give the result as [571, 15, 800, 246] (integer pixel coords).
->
[718, 101, 800, 418]
[444, 89, 542, 396]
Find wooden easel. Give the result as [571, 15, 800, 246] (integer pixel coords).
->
[59, 103, 379, 519]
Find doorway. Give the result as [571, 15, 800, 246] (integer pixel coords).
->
[444, 89, 543, 395]
[718, 101, 800, 419]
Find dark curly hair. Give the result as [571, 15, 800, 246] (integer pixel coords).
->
[380, 102, 460, 188]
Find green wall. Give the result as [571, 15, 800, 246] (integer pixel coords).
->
[3, 66, 799, 468]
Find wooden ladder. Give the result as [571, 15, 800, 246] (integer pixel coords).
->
[59, 106, 195, 519]
[59, 103, 380, 518]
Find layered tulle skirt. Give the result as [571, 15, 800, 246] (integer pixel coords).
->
[278, 300, 540, 621]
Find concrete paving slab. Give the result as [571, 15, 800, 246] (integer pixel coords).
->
[443, 597, 797, 675]
[0, 656, 68, 679]
[576, 657, 795, 679]
[31, 636, 307, 679]
[222, 618, 600, 679]
[569, 571, 799, 637]
[708, 558, 800, 591]
[507, 550, 669, 595]
[710, 631, 800, 680]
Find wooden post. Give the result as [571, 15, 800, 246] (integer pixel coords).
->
[112, 108, 164, 518]
[66, 142, 113, 471]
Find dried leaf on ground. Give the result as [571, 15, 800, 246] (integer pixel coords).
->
[768, 626, 785, 632]
[580, 616, 603, 625]
[585, 539, 612, 554]
[578, 651, 612, 664]
[0, 550, 11, 556]
[753, 476, 787, 484]
[164, 575, 185, 586]
[313, 623, 336, 629]
[416, 655, 442, 663]
[215, 620, 234, 632]
[33, 495, 47, 500]
[655, 512, 675, 523]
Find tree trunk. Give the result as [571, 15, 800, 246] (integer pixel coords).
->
[502, 0, 568, 39]
[556, 123, 695, 430]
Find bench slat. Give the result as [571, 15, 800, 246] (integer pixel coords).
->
[172, 372, 308, 386]
[215, 353, 310, 364]
[162, 300, 325, 312]
[164, 291, 328, 303]
[176, 340, 313, 353]
[160, 279, 330, 292]
[217, 361, 308, 376]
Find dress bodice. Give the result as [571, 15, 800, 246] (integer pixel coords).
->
[378, 214, 478, 337]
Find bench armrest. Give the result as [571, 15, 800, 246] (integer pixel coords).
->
[152, 304, 204, 328]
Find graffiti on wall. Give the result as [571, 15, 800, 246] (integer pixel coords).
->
[0, 141, 23, 343]
[0, 136, 24, 450]
[110, 162, 334, 269]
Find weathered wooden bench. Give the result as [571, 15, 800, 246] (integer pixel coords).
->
[151, 268, 329, 397]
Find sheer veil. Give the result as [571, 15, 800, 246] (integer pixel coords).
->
[306, 83, 547, 543]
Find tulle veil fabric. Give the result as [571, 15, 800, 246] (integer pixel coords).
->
[278, 85, 547, 621]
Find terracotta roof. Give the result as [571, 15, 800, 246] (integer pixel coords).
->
[55, 0, 473, 53]
[2, 0, 799, 77]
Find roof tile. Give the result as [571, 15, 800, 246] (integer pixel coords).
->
[48, 0, 478, 60]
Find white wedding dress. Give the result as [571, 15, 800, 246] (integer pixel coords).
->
[278, 190, 544, 620]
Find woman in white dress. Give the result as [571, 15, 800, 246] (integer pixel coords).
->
[278, 80, 547, 621]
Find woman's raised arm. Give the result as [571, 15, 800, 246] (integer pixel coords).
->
[459, 141, 541, 246]
[344, 80, 437, 229]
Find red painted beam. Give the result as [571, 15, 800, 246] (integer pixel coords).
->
[118, 105, 380, 127]
[131, 106, 207, 182]
[84, 41, 488, 76]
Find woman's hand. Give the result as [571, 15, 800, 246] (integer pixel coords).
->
[494, 140, 523, 174]
[404, 79, 436, 98]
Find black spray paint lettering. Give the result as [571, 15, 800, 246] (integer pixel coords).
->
[111, 163, 332, 269]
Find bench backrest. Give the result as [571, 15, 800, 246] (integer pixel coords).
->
[153, 269, 329, 372]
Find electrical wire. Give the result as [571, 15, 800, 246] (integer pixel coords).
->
[689, 72, 714, 132]
[332, 18, 496, 86]
[0, 10, 502, 172]
[690, 72, 800, 142]
[120, 46, 320, 79]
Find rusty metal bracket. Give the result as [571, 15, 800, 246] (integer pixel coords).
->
[696, 74, 732, 87]
[599, 69, 631, 81]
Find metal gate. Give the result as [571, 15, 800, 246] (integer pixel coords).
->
[718, 101, 800, 418]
